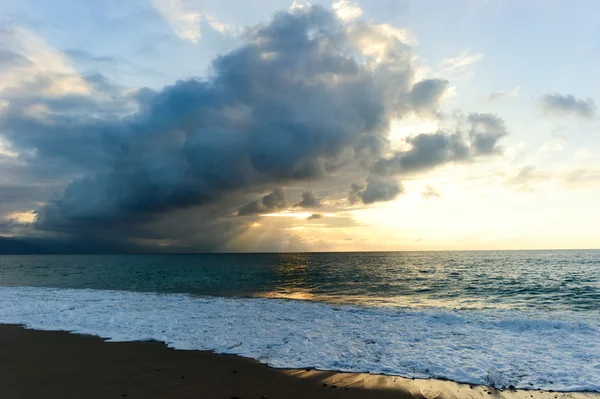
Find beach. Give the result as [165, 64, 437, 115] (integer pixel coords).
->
[1, 324, 597, 399]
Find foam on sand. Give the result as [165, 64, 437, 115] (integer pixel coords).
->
[1, 287, 599, 392]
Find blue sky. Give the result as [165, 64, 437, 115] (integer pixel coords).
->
[0, 0, 598, 252]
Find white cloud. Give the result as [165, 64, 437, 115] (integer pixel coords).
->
[0, 27, 91, 96]
[563, 169, 600, 188]
[372, 23, 415, 44]
[152, 0, 234, 43]
[503, 166, 553, 192]
[332, 0, 363, 22]
[347, 22, 415, 66]
[153, 0, 202, 43]
[488, 86, 520, 102]
[539, 138, 567, 155]
[204, 14, 232, 33]
[441, 84, 457, 101]
[0, 137, 18, 158]
[428, 50, 484, 81]
[438, 50, 484, 72]
[290, 0, 311, 10]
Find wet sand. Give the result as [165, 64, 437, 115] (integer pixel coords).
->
[1, 324, 597, 399]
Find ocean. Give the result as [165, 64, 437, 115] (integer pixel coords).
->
[1, 251, 599, 391]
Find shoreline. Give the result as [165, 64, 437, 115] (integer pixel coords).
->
[2, 324, 598, 399]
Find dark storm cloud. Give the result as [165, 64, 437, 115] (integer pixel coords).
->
[1, 107, 129, 177]
[0, 218, 29, 235]
[0, 5, 507, 251]
[541, 93, 596, 118]
[238, 188, 286, 216]
[0, 152, 73, 233]
[6, 6, 420, 233]
[0, 183, 55, 216]
[294, 191, 322, 208]
[371, 113, 506, 176]
[0, 77, 138, 183]
[348, 177, 403, 204]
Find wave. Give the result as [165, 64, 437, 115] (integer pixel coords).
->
[1, 286, 599, 392]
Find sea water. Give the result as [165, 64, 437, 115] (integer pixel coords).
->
[1, 251, 599, 391]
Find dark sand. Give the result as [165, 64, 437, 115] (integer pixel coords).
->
[1, 325, 597, 399]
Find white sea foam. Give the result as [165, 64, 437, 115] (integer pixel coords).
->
[1, 286, 599, 392]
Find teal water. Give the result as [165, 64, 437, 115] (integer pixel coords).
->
[1, 250, 598, 311]
[2, 250, 600, 390]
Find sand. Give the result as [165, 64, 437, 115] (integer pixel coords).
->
[1, 324, 597, 399]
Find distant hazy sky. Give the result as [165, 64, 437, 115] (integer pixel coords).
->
[0, 0, 598, 252]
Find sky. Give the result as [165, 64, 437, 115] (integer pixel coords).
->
[0, 0, 598, 252]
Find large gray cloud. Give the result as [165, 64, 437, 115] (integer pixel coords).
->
[541, 93, 596, 118]
[0, 5, 507, 252]
[22, 6, 416, 228]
